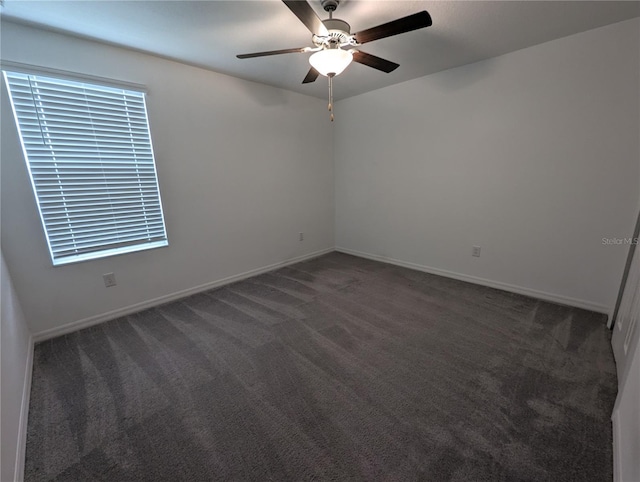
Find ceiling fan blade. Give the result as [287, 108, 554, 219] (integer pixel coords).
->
[302, 67, 320, 84]
[236, 47, 309, 59]
[282, 0, 329, 36]
[354, 11, 432, 44]
[352, 51, 399, 73]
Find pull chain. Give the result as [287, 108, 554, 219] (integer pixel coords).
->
[328, 73, 335, 122]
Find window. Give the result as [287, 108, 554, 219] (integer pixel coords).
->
[3, 70, 168, 265]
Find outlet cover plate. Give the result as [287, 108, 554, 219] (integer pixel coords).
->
[103, 272, 117, 287]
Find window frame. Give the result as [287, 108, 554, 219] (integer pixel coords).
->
[3, 67, 169, 266]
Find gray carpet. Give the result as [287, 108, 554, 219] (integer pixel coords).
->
[25, 252, 617, 481]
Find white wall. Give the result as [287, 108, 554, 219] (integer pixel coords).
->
[1, 252, 33, 482]
[334, 18, 640, 313]
[0, 21, 334, 337]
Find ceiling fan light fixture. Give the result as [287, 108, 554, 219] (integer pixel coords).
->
[237, 1, 433, 120]
[309, 48, 353, 76]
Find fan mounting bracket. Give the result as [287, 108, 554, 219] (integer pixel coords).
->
[321, 0, 339, 12]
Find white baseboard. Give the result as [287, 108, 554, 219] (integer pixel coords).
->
[335, 247, 609, 314]
[33, 248, 333, 342]
[14, 335, 34, 482]
[33, 245, 609, 342]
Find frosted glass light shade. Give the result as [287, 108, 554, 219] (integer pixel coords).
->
[309, 49, 353, 76]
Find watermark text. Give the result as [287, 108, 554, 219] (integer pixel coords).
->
[602, 237, 639, 245]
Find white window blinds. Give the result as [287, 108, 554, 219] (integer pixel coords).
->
[3, 71, 168, 265]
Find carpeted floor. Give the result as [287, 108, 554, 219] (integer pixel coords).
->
[25, 252, 617, 481]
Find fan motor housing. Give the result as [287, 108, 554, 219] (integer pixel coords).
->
[323, 18, 350, 34]
[318, 18, 351, 45]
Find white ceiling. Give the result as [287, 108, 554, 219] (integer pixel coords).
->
[1, 1, 638, 100]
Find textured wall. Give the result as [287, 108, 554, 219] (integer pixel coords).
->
[334, 18, 640, 313]
[1, 252, 32, 482]
[1, 21, 335, 335]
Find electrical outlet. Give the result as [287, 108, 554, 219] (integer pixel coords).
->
[299, 232, 304, 242]
[472, 246, 481, 257]
[103, 272, 117, 287]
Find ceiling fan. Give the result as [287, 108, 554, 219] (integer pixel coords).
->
[236, 0, 432, 120]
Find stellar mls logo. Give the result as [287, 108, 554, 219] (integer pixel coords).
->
[602, 237, 639, 245]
